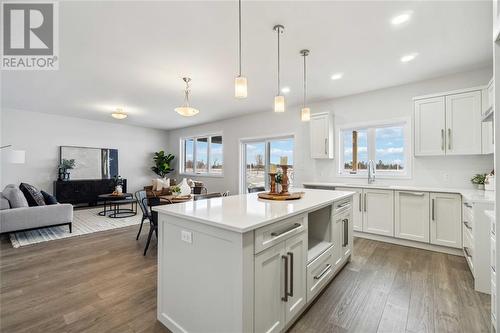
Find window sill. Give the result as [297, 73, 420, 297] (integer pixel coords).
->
[337, 172, 412, 180]
[179, 173, 224, 178]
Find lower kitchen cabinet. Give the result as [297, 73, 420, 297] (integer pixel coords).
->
[254, 232, 307, 333]
[430, 192, 462, 248]
[395, 191, 430, 242]
[363, 189, 394, 237]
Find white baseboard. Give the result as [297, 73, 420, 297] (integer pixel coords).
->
[353, 231, 463, 256]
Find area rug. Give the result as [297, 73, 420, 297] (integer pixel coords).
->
[9, 207, 142, 248]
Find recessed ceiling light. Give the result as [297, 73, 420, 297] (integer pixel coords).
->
[111, 108, 127, 119]
[281, 86, 290, 94]
[330, 73, 343, 80]
[391, 12, 411, 26]
[400, 53, 418, 63]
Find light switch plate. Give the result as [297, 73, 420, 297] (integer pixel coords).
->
[181, 230, 192, 244]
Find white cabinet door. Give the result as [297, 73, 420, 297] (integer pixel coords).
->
[430, 192, 462, 249]
[254, 242, 285, 333]
[482, 121, 494, 155]
[336, 187, 362, 231]
[445, 91, 482, 155]
[284, 232, 307, 324]
[414, 97, 446, 156]
[332, 214, 344, 268]
[310, 113, 333, 159]
[395, 191, 430, 243]
[363, 189, 394, 237]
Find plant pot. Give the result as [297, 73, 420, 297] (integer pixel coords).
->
[179, 178, 191, 196]
[477, 184, 485, 190]
[63, 172, 70, 181]
[115, 185, 123, 194]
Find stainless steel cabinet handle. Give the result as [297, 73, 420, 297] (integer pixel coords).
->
[448, 128, 452, 150]
[358, 193, 362, 212]
[405, 191, 425, 196]
[287, 252, 294, 297]
[364, 193, 367, 212]
[463, 247, 472, 258]
[342, 219, 349, 247]
[431, 199, 435, 221]
[464, 221, 472, 230]
[492, 265, 496, 273]
[313, 264, 331, 280]
[337, 202, 350, 209]
[441, 129, 445, 151]
[464, 202, 473, 209]
[281, 255, 288, 302]
[324, 138, 328, 155]
[271, 223, 301, 237]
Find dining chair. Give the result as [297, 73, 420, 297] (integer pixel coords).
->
[143, 196, 171, 256]
[248, 186, 265, 193]
[193, 192, 223, 201]
[135, 190, 150, 240]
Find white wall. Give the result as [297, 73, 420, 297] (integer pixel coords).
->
[1, 109, 169, 194]
[167, 67, 494, 194]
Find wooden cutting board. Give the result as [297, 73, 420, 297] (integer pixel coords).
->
[257, 192, 304, 201]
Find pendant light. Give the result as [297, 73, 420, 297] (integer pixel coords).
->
[300, 49, 310, 121]
[174, 77, 199, 117]
[273, 24, 285, 112]
[234, 0, 247, 98]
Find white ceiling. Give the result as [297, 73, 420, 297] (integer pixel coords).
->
[1, 1, 492, 130]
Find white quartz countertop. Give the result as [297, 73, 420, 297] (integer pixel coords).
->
[153, 188, 355, 233]
[302, 182, 495, 204]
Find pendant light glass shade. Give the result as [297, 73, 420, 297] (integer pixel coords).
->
[301, 107, 311, 121]
[234, 0, 248, 99]
[235, 76, 247, 98]
[274, 95, 285, 112]
[175, 77, 199, 117]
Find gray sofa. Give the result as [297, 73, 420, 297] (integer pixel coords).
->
[0, 186, 73, 234]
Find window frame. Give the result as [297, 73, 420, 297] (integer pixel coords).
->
[239, 133, 295, 194]
[179, 132, 224, 177]
[337, 119, 412, 179]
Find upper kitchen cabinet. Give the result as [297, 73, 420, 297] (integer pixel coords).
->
[310, 112, 334, 159]
[414, 89, 482, 156]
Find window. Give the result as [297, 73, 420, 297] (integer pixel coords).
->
[181, 134, 223, 175]
[339, 121, 409, 177]
[241, 136, 294, 192]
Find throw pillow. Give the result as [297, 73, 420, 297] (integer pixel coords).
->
[19, 183, 46, 207]
[0, 192, 11, 210]
[2, 185, 28, 208]
[41, 191, 58, 205]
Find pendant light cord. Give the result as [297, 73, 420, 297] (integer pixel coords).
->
[238, 0, 242, 76]
[277, 27, 280, 95]
[303, 53, 306, 108]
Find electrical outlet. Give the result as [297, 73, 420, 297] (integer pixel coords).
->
[181, 230, 192, 244]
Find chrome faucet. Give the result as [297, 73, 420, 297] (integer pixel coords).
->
[368, 160, 376, 184]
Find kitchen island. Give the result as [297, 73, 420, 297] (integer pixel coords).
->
[153, 188, 355, 333]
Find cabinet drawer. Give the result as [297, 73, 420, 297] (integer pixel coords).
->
[463, 221, 473, 243]
[254, 215, 307, 254]
[306, 245, 334, 302]
[333, 199, 351, 216]
[463, 202, 474, 226]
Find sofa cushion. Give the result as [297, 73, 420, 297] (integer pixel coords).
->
[0, 193, 10, 210]
[41, 191, 58, 205]
[2, 185, 28, 208]
[19, 183, 46, 207]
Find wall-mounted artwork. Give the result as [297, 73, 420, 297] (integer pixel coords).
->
[60, 146, 119, 180]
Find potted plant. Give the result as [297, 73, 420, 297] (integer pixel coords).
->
[151, 151, 175, 179]
[58, 159, 75, 181]
[471, 173, 487, 190]
[171, 185, 181, 197]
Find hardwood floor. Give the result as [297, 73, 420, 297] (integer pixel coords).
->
[0, 227, 491, 333]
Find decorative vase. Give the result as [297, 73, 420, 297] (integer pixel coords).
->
[115, 185, 123, 194]
[477, 184, 485, 190]
[179, 178, 191, 196]
[64, 172, 70, 181]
